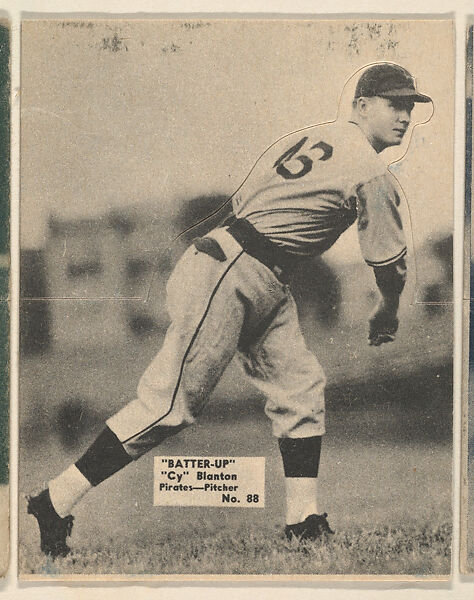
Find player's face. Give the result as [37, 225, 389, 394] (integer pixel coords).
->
[362, 97, 414, 152]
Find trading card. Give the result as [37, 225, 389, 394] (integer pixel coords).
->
[19, 18, 453, 579]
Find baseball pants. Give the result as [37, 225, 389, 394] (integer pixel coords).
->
[106, 227, 326, 459]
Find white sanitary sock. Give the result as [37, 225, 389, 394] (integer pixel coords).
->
[49, 464, 92, 518]
[285, 477, 319, 525]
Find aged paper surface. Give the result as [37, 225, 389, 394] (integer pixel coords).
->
[19, 18, 453, 579]
[462, 21, 473, 574]
[0, 17, 9, 579]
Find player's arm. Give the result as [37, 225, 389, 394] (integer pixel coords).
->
[368, 257, 407, 346]
[356, 173, 408, 346]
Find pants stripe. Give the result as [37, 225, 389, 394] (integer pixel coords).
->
[122, 250, 245, 444]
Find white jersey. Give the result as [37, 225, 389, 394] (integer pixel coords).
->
[233, 120, 407, 267]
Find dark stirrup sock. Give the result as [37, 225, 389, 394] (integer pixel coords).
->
[75, 426, 133, 486]
[278, 435, 322, 478]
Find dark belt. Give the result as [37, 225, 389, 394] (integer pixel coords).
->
[225, 217, 294, 280]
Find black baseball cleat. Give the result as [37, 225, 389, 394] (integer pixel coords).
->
[285, 512, 334, 542]
[27, 489, 74, 559]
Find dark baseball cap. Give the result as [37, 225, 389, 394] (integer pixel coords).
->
[354, 64, 431, 103]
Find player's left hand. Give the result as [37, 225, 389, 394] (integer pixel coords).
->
[368, 306, 399, 346]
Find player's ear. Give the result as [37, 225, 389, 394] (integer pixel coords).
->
[352, 97, 367, 118]
[355, 96, 370, 117]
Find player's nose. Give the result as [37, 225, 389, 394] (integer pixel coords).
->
[397, 109, 411, 124]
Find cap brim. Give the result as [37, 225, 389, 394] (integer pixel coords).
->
[379, 88, 432, 103]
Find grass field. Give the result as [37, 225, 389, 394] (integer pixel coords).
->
[19, 363, 452, 577]
[19, 433, 451, 576]
[20, 519, 450, 577]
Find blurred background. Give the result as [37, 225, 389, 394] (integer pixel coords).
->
[19, 19, 453, 571]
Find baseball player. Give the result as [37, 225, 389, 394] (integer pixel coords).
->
[28, 63, 431, 558]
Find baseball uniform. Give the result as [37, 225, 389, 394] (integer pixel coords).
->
[106, 119, 407, 458]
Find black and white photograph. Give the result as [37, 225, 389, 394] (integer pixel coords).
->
[18, 18, 453, 579]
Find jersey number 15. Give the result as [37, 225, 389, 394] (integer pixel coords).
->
[273, 136, 333, 180]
